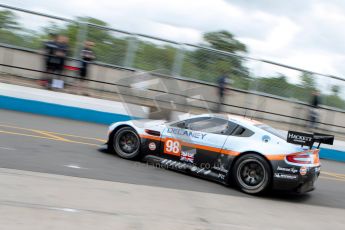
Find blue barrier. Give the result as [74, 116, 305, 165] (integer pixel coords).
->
[0, 95, 136, 125]
[320, 148, 345, 162]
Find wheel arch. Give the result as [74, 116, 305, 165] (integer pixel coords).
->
[228, 151, 274, 184]
[108, 124, 136, 143]
[108, 124, 142, 159]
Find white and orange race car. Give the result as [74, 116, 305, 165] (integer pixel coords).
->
[105, 114, 334, 194]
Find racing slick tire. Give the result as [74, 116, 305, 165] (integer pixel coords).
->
[110, 127, 141, 160]
[232, 153, 272, 195]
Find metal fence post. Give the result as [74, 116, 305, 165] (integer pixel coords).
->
[73, 21, 88, 59]
[171, 44, 184, 77]
[123, 35, 138, 68]
[323, 74, 332, 106]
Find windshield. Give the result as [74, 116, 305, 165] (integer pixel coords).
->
[255, 124, 286, 140]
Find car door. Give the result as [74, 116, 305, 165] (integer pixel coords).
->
[161, 117, 235, 171]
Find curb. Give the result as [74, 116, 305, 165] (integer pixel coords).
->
[0, 95, 135, 125]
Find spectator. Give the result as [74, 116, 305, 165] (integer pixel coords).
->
[79, 41, 95, 95]
[39, 33, 58, 88]
[50, 35, 69, 89]
[311, 90, 320, 108]
[55, 35, 69, 75]
[216, 71, 230, 112]
[308, 90, 320, 129]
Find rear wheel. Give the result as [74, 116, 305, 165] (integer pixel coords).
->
[110, 127, 141, 160]
[232, 153, 271, 194]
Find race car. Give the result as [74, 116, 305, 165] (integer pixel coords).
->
[105, 114, 334, 194]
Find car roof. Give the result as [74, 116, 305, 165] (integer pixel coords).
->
[226, 114, 263, 126]
[188, 113, 263, 126]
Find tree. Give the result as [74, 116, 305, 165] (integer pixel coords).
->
[182, 30, 249, 86]
[291, 72, 318, 102]
[300, 72, 316, 89]
[0, 10, 24, 46]
[204, 30, 247, 53]
[322, 84, 345, 109]
[255, 74, 296, 98]
[0, 10, 20, 30]
[331, 85, 340, 96]
[134, 42, 177, 73]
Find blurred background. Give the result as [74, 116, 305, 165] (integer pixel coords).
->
[0, 2, 345, 137]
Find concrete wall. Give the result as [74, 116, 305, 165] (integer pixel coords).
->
[1, 45, 345, 134]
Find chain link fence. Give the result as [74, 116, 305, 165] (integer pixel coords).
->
[0, 4, 344, 111]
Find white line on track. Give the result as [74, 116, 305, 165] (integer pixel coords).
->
[64, 164, 84, 169]
[0, 146, 16, 151]
[53, 208, 79, 213]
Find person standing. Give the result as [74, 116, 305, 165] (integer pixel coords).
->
[216, 72, 230, 112]
[50, 35, 69, 89]
[55, 35, 69, 75]
[39, 33, 58, 88]
[308, 90, 320, 129]
[79, 41, 95, 95]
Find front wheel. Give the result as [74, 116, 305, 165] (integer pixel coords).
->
[232, 153, 272, 194]
[110, 127, 141, 160]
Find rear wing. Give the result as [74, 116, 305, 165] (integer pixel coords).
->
[287, 131, 334, 149]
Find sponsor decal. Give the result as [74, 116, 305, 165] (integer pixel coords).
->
[262, 135, 271, 143]
[167, 128, 207, 139]
[212, 166, 229, 174]
[148, 142, 156, 151]
[191, 166, 198, 172]
[287, 131, 313, 146]
[159, 159, 218, 178]
[217, 173, 225, 180]
[274, 173, 298, 180]
[204, 170, 211, 175]
[277, 166, 298, 174]
[161, 159, 185, 170]
[300, 166, 308, 176]
[180, 149, 196, 163]
[197, 168, 205, 174]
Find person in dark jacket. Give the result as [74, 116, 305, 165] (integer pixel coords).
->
[79, 41, 95, 95]
[54, 35, 69, 75]
[48, 35, 69, 89]
[308, 90, 321, 129]
[39, 33, 58, 88]
[216, 72, 230, 112]
[44, 33, 58, 73]
[311, 90, 320, 108]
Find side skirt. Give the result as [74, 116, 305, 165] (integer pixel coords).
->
[143, 155, 229, 185]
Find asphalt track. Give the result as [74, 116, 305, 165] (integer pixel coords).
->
[1, 109, 345, 211]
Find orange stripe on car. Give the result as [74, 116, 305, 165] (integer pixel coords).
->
[139, 134, 162, 141]
[182, 142, 221, 153]
[221, 149, 240, 156]
[266, 154, 286, 161]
